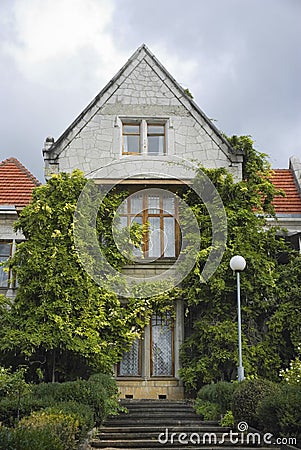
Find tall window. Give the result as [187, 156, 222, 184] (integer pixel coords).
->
[120, 191, 179, 259]
[122, 120, 166, 155]
[118, 339, 141, 377]
[151, 313, 174, 377]
[0, 242, 12, 288]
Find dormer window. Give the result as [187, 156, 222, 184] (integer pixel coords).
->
[122, 119, 166, 155]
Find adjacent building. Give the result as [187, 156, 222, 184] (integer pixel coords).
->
[0, 157, 41, 298]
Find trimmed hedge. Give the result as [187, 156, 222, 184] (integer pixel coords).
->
[232, 379, 278, 428]
[257, 384, 301, 446]
[0, 373, 119, 449]
[197, 381, 238, 414]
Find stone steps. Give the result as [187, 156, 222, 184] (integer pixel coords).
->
[91, 400, 281, 450]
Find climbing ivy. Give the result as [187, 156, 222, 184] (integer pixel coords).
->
[179, 136, 300, 391]
[0, 171, 172, 381]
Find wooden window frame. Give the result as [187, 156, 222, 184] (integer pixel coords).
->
[121, 119, 167, 156]
[0, 241, 12, 289]
[147, 123, 166, 156]
[122, 122, 141, 155]
[121, 192, 180, 259]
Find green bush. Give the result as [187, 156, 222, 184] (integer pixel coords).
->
[17, 410, 79, 450]
[195, 399, 220, 420]
[257, 384, 301, 446]
[0, 395, 54, 425]
[0, 426, 15, 450]
[0, 411, 78, 450]
[31, 378, 107, 423]
[43, 401, 94, 440]
[232, 379, 278, 428]
[197, 381, 238, 414]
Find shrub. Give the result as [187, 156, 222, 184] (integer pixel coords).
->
[43, 401, 94, 440]
[197, 381, 238, 414]
[31, 379, 107, 423]
[220, 410, 235, 427]
[0, 426, 15, 450]
[0, 412, 78, 450]
[232, 379, 278, 428]
[195, 399, 220, 420]
[257, 384, 301, 446]
[17, 410, 79, 450]
[0, 395, 54, 426]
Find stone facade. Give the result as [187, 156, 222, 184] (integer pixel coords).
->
[43, 45, 243, 183]
[43, 44, 245, 400]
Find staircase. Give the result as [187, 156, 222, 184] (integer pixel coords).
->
[91, 400, 280, 449]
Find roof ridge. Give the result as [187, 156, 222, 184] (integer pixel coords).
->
[0, 157, 41, 186]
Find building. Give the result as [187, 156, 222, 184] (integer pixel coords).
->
[39, 44, 301, 399]
[0, 157, 41, 298]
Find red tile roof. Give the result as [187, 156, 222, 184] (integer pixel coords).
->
[271, 169, 301, 214]
[0, 157, 41, 207]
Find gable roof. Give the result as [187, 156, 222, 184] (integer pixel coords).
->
[271, 169, 301, 215]
[0, 158, 41, 208]
[44, 44, 236, 161]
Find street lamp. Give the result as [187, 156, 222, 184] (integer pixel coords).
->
[230, 255, 246, 382]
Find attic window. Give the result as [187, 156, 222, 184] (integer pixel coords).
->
[123, 124, 141, 154]
[122, 119, 166, 155]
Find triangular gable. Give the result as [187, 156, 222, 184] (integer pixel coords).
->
[45, 44, 237, 163]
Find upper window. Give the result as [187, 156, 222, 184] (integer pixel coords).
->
[123, 124, 141, 155]
[147, 124, 165, 155]
[119, 191, 179, 259]
[122, 120, 166, 156]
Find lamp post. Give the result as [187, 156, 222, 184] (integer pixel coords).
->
[230, 255, 246, 382]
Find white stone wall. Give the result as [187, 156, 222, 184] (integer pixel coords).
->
[50, 54, 242, 181]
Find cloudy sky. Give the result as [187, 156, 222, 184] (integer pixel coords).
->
[0, 0, 300, 181]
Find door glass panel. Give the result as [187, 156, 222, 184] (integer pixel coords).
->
[148, 217, 161, 258]
[118, 339, 141, 376]
[163, 217, 175, 257]
[151, 315, 173, 376]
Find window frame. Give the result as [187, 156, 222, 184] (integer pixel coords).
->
[122, 122, 141, 155]
[121, 119, 167, 156]
[120, 191, 180, 259]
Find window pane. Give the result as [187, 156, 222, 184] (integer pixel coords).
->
[151, 314, 173, 376]
[119, 216, 128, 228]
[130, 195, 143, 214]
[0, 256, 8, 287]
[148, 196, 160, 213]
[148, 136, 164, 155]
[163, 196, 175, 215]
[119, 339, 141, 376]
[124, 125, 140, 134]
[148, 217, 161, 258]
[124, 135, 140, 153]
[164, 217, 175, 257]
[0, 243, 11, 257]
[148, 125, 165, 134]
